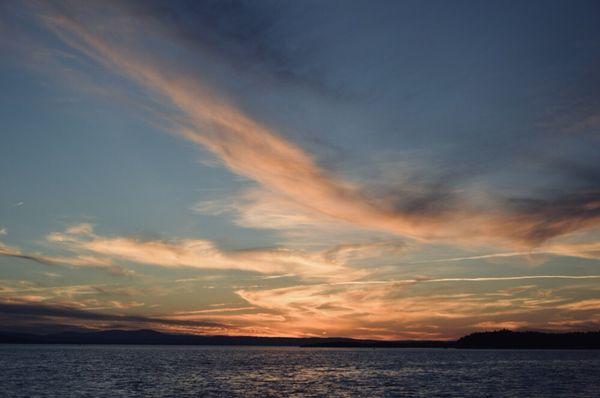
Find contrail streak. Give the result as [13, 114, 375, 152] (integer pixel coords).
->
[330, 275, 600, 286]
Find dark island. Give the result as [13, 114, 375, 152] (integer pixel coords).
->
[1, 329, 599, 349]
[455, 330, 600, 349]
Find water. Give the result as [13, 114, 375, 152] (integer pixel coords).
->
[1, 345, 599, 397]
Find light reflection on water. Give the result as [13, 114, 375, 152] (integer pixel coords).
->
[1, 345, 599, 397]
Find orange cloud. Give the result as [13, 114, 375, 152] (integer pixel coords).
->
[0, 240, 127, 275]
[46, 224, 368, 279]
[39, 9, 599, 247]
[235, 281, 600, 338]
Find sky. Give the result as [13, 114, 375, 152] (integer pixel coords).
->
[0, 0, 599, 340]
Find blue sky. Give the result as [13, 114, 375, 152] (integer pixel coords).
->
[0, 0, 598, 339]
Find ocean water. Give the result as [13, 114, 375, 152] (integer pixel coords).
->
[1, 345, 599, 397]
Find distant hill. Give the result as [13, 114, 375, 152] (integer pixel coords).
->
[0, 329, 346, 346]
[0, 329, 397, 347]
[0, 329, 450, 347]
[0, 329, 599, 349]
[456, 330, 600, 349]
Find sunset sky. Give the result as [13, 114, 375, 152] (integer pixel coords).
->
[0, 0, 599, 339]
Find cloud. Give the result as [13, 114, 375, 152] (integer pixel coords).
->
[236, 279, 600, 338]
[45, 223, 367, 279]
[64, 223, 94, 235]
[502, 191, 600, 245]
[417, 275, 600, 283]
[115, 0, 344, 98]
[410, 241, 600, 263]
[556, 299, 600, 311]
[472, 321, 529, 330]
[2, 223, 407, 281]
[0, 240, 130, 275]
[0, 301, 229, 333]
[34, 3, 599, 247]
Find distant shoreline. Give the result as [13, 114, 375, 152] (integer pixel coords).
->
[1, 329, 599, 349]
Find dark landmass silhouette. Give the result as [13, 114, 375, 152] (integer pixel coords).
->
[455, 330, 600, 349]
[1, 329, 599, 349]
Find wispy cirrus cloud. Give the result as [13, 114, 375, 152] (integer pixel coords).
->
[0, 240, 129, 275]
[32, 2, 599, 247]
[45, 223, 360, 279]
[409, 241, 600, 264]
[235, 280, 600, 339]
[0, 223, 405, 280]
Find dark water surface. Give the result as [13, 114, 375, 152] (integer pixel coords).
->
[1, 345, 599, 397]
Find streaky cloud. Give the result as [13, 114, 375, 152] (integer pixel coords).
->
[34, 2, 599, 246]
[0, 240, 130, 276]
[46, 223, 357, 279]
[409, 241, 600, 264]
[0, 301, 229, 331]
